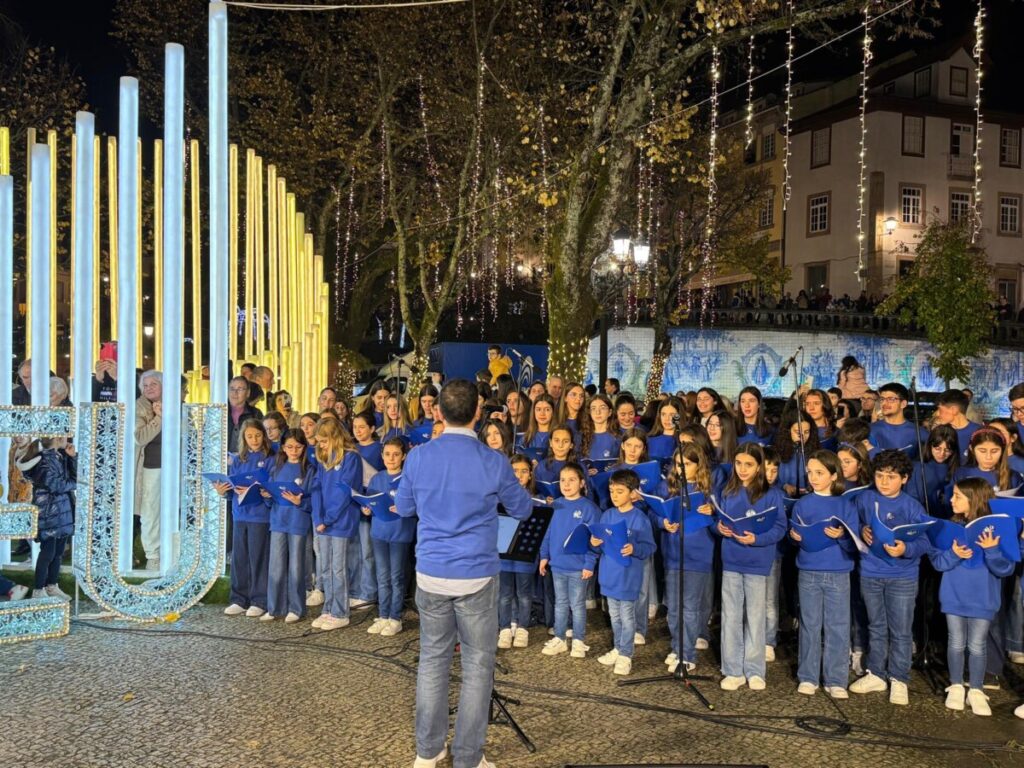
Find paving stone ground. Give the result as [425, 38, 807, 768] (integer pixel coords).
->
[3, 604, 1024, 768]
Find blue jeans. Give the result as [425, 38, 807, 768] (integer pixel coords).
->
[634, 557, 655, 637]
[268, 531, 308, 618]
[307, 531, 317, 591]
[666, 569, 711, 662]
[319, 534, 350, 619]
[798, 570, 851, 688]
[371, 538, 410, 620]
[34, 536, 67, 590]
[765, 558, 782, 648]
[850, 570, 869, 652]
[230, 521, 269, 610]
[415, 577, 498, 768]
[1006, 573, 1023, 654]
[498, 571, 534, 629]
[860, 576, 917, 683]
[552, 570, 587, 641]
[0, 574, 13, 594]
[347, 519, 378, 602]
[607, 596, 636, 657]
[721, 570, 767, 679]
[947, 614, 990, 689]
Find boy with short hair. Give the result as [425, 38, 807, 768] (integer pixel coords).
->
[589, 469, 655, 676]
[486, 345, 513, 386]
[869, 383, 925, 459]
[933, 390, 981, 460]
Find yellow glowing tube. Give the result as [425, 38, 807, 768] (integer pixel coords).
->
[153, 139, 163, 369]
[242, 148, 253, 361]
[228, 144, 239, 364]
[0, 126, 9, 173]
[190, 138, 202, 372]
[92, 135, 100, 364]
[254, 155, 265, 357]
[136, 138, 143, 364]
[266, 165, 278, 365]
[277, 178, 288, 351]
[25, 127, 34, 358]
[295, 212, 305, 340]
[48, 130, 57, 371]
[107, 135, 118, 344]
[320, 283, 330, 394]
[287, 195, 299, 392]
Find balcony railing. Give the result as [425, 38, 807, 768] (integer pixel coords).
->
[948, 154, 974, 179]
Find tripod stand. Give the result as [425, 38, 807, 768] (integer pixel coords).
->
[617, 449, 714, 711]
[488, 684, 536, 753]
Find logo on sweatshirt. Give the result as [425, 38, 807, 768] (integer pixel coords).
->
[573, 509, 583, 519]
[745, 508, 757, 518]
[389, 489, 397, 498]
[294, 477, 303, 486]
[885, 512, 895, 522]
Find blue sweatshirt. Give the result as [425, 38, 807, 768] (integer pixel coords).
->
[227, 450, 273, 524]
[738, 424, 775, 446]
[381, 426, 410, 443]
[856, 489, 931, 580]
[593, 506, 655, 601]
[311, 451, 362, 538]
[931, 528, 1015, 620]
[659, 481, 715, 573]
[539, 495, 601, 573]
[585, 431, 621, 462]
[907, 461, 952, 519]
[869, 420, 925, 459]
[953, 422, 982, 460]
[367, 469, 416, 543]
[647, 434, 676, 459]
[716, 486, 787, 576]
[357, 441, 384, 472]
[779, 452, 807, 494]
[791, 493, 858, 572]
[520, 431, 551, 452]
[395, 428, 533, 579]
[534, 458, 567, 484]
[817, 426, 838, 452]
[266, 460, 317, 536]
[951, 465, 1023, 493]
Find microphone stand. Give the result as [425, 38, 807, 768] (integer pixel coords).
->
[908, 376, 944, 694]
[617, 447, 714, 711]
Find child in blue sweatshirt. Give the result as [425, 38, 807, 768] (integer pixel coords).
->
[715, 443, 787, 691]
[932, 478, 1015, 716]
[262, 429, 318, 624]
[533, 426, 576, 486]
[498, 454, 540, 650]
[310, 419, 363, 631]
[789, 450, 859, 698]
[352, 413, 384, 471]
[850, 449, 931, 705]
[538, 463, 600, 658]
[762, 446, 785, 664]
[589, 469, 656, 677]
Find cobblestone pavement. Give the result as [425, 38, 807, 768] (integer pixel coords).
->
[3, 604, 1024, 768]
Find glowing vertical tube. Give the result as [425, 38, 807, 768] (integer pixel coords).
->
[0, 126, 8, 173]
[266, 165, 278, 367]
[277, 177, 288, 354]
[0, 173, 13, 564]
[161, 43, 185, 572]
[72, 112, 95, 408]
[92, 135, 100, 364]
[209, 0, 229, 402]
[30, 145, 51, 404]
[136, 139, 143, 364]
[153, 139, 164, 369]
[25, 128, 34, 359]
[47, 131, 57, 372]
[254, 155, 265, 358]
[70, 135, 76, 373]
[243, 148, 253, 361]
[107, 136, 119, 342]
[229, 144, 239, 364]
[190, 139, 202, 372]
[117, 78, 140, 574]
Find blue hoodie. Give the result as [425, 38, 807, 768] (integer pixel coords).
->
[869, 420, 925, 459]
[585, 432, 621, 462]
[593, 505, 655, 601]
[539, 495, 601, 573]
[791, 493, 858, 572]
[534, 458, 567, 484]
[266, 460, 318, 536]
[716, 486, 787, 576]
[738, 423, 775, 446]
[657, 481, 715, 573]
[778, 452, 807, 494]
[395, 428, 533, 579]
[930, 523, 1015, 619]
[951, 465, 1023, 493]
[311, 451, 362, 538]
[357, 441, 384, 472]
[855, 489, 931, 580]
[366, 469, 416, 543]
[228, 450, 273, 524]
[907, 460, 952, 519]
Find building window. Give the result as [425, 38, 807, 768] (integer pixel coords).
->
[949, 190, 972, 224]
[1000, 128, 1021, 168]
[743, 141, 756, 165]
[762, 131, 776, 161]
[810, 127, 831, 168]
[883, 81, 896, 95]
[914, 68, 931, 98]
[997, 279, 1017, 303]
[902, 115, 925, 156]
[806, 263, 829, 294]
[807, 192, 830, 236]
[999, 194, 1021, 235]
[900, 185, 924, 225]
[899, 259, 915, 278]
[759, 190, 775, 229]
[949, 66, 968, 97]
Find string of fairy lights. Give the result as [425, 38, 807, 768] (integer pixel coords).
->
[854, 1, 872, 286]
[745, 34, 756, 150]
[971, 0, 986, 244]
[698, 39, 721, 322]
[781, 0, 795, 210]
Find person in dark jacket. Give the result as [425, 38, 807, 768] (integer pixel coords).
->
[14, 436, 76, 599]
[228, 376, 264, 453]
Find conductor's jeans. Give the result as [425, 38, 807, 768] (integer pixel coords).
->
[415, 576, 498, 768]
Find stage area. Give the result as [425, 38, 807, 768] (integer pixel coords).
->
[3, 605, 1023, 768]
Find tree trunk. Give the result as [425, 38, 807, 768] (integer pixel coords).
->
[544, 257, 598, 382]
[646, 317, 673, 401]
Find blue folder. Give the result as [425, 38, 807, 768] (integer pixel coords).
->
[713, 497, 778, 536]
[518, 446, 548, 464]
[262, 480, 304, 507]
[868, 506, 938, 559]
[562, 523, 593, 555]
[407, 422, 433, 446]
[583, 458, 618, 474]
[598, 520, 631, 567]
[630, 461, 664, 492]
[352, 490, 399, 521]
[589, 470, 613, 509]
[929, 514, 1021, 568]
[991, 490, 1024, 518]
[497, 515, 520, 553]
[647, 435, 676, 460]
[681, 492, 716, 534]
[535, 480, 562, 500]
[842, 484, 871, 503]
[639, 492, 680, 523]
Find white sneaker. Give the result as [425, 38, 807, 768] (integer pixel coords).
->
[585, 599, 597, 610]
[284, 612, 301, 624]
[826, 686, 849, 700]
[473, 756, 495, 768]
[9, 584, 29, 601]
[648, 604, 657, 620]
[259, 613, 276, 622]
[597, 648, 620, 666]
[497, 628, 513, 649]
[547, 627, 555, 636]
[512, 627, 529, 648]
[889, 679, 909, 706]
[566, 629, 573, 638]
[31, 588, 47, 599]
[849, 672, 887, 694]
[967, 688, 991, 716]
[542, 637, 568, 656]
[570, 639, 589, 658]
[1009, 651, 1024, 664]
[245, 605, 265, 618]
[797, 682, 817, 696]
[380, 619, 403, 637]
[665, 652, 678, 666]
[320, 615, 350, 631]
[695, 638, 709, 650]
[944, 684, 966, 711]
[613, 655, 632, 675]
[349, 597, 372, 609]
[305, 589, 324, 607]
[144, 559, 160, 573]
[765, 645, 776, 662]
[748, 676, 766, 690]
[44, 584, 69, 600]
[412, 745, 447, 768]
[1015, 703, 1024, 719]
[850, 650, 864, 676]
[720, 675, 746, 691]
[224, 603, 246, 616]
[633, 632, 646, 646]
[668, 659, 695, 674]
[368, 617, 388, 634]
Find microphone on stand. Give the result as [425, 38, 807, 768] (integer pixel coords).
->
[778, 346, 804, 378]
[507, 348, 523, 358]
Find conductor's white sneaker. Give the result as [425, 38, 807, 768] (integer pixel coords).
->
[412, 745, 446, 768]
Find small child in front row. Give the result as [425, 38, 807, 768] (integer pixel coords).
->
[789, 450, 859, 699]
[931, 478, 1015, 716]
[538, 463, 600, 658]
[366, 437, 415, 637]
[498, 454, 539, 649]
[589, 469, 656, 676]
[716, 443, 787, 691]
[763, 446, 784, 663]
